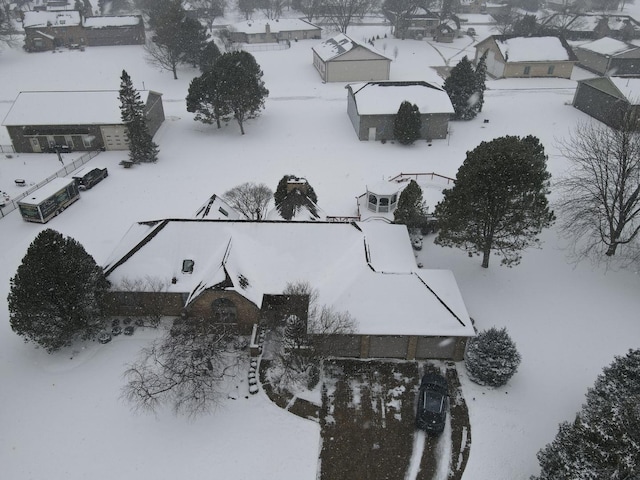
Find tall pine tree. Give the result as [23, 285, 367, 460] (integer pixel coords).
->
[393, 180, 426, 228]
[474, 50, 488, 114]
[119, 70, 159, 163]
[393, 101, 422, 145]
[444, 55, 486, 120]
[8, 229, 110, 352]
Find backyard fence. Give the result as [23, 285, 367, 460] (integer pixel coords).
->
[0, 150, 101, 219]
[231, 41, 290, 52]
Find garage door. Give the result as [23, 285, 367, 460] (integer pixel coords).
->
[100, 125, 129, 151]
[415, 336, 456, 359]
[369, 336, 409, 358]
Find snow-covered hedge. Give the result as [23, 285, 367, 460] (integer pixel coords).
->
[464, 327, 521, 387]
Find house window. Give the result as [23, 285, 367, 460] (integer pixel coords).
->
[523, 66, 531, 75]
[182, 259, 195, 274]
[34, 38, 44, 48]
[547, 65, 555, 75]
[212, 297, 237, 323]
[82, 135, 93, 148]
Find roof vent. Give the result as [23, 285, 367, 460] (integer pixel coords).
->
[182, 259, 195, 274]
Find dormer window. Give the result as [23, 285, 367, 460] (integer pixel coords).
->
[182, 259, 195, 274]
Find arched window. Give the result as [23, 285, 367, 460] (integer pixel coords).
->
[368, 194, 378, 212]
[212, 297, 237, 323]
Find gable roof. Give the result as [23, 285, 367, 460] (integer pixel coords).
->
[103, 220, 474, 337]
[312, 33, 392, 62]
[229, 18, 320, 34]
[193, 194, 242, 220]
[348, 81, 454, 115]
[577, 76, 640, 105]
[576, 36, 640, 56]
[478, 35, 578, 62]
[1, 90, 157, 126]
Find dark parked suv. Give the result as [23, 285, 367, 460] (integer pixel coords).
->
[415, 373, 448, 434]
[72, 166, 108, 190]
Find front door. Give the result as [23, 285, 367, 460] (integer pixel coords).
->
[29, 137, 41, 153]
[368, 127, 376, 141]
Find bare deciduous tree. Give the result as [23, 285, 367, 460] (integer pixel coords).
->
[118, 276, 169, 327]
[224, 182, 273, 220]
[265, 281, 357, 393]
[557, 114, 640, 261]
[323, 0, 373, 33]
[122, 319, 240, 418]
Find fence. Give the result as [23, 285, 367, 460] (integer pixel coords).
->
[0, 150, 101, 219]
[231, 41, 290, 53]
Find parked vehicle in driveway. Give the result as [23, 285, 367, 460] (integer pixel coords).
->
[415, 373, 448, 434]
[72, 165, 108, 190]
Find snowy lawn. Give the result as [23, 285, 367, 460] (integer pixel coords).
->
[1, 12, 640, 480]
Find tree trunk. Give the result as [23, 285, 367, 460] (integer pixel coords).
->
[605, 243, 618, 256]
[172, 64, 178, 80]
[481, 248, 490, 268]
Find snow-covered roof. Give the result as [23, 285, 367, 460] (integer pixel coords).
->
[83, 15, 142, 28]
[609, 77, 640, 103]
[495, 36, 572, 62]
[2, 90, 153, 126]
[23, 10, 80, 28]
[577, 36, 638, 56]
[312, 33, 391, 62]
[229, 18, 320, 34]
[193, 194, 242, 220]
[349, 81, 454, 115]
[103, 220, 474, 337]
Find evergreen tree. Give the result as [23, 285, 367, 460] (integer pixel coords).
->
[187, 51, 268, 134]
[434, 135, 554, 268]
[474, 50, 488, 114]
[393, 101, 422, 145]
[464, 327, 521, 387]
[198, 41, 222, 73]
[187, 67, 231, 129]
[8, 229, 110, 353]
[119, 70, 159, 163]
[444, 56, 483, 120]
[393, 180, 426, 228]
[274, 175, 318, 220]
[534, 349, 640, 480]
[83, 0, 94, 16]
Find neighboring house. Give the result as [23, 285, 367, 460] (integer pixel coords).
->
[385, 7, 440, 39]
[474, 35, 577, 79]
[227, 18, 321, 44]
[354, 173, 455, 223]
[312, 33, 392, 83]
[2, 90, 164, 153]
[542, 13, 640, 41]
[573, 76, 640, 128]
[22, 11, 83, 51]
[23, 11, 145, 51]
[194, 194, 243, 220]
[82, 15, 145, 46]
[574, 37, 640, 76]
[346, 81, 454, 142]
[433, 21, 457, 43]
[102, 219, 475, 360]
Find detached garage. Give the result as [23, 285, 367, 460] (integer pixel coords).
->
[312, 33, 392, 82]
[2, 90, 164, 153]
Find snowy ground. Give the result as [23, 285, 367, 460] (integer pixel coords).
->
[2, 10, 640, 480]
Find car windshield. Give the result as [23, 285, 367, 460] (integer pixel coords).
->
[422, 391, 444, 413]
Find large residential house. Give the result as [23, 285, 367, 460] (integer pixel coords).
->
[227, 18, 321, 44]
[474, 35, 577, 79]
[2, 90, 164, 153]
[103, 220, 475, 360]
[346, 81, 454, 141]
[312, 33, 392, 83]
[22, 11, 145, 51]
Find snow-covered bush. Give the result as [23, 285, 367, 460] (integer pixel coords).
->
[464, 327, 521, 387]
